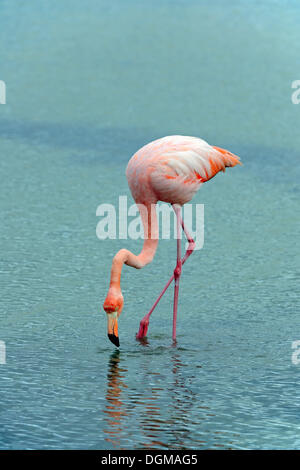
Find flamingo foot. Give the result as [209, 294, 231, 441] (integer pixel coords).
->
[136, 319, 149, 339]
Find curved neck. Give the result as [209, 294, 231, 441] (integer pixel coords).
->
[109, 202, 159, 290]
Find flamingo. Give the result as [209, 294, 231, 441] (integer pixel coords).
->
[103, 135, 241, 347]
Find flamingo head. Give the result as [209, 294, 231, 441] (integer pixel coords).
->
[103, 288, 124, 347]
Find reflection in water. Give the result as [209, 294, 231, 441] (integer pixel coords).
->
[103, 350, 128, 448]
[103, 345, 213, 449]
[138, 351, 199, 449]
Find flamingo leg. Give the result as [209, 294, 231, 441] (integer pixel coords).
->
[136, 205, 195, 340]
[172, 205, 182, 342]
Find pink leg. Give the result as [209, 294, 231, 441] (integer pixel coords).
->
[172, 205, 182, 341]
[136, 205, 195, 340]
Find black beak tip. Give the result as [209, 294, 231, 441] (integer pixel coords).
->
[108, 334, 120, 347]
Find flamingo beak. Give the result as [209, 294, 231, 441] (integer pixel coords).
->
[107, 311, 119, 347]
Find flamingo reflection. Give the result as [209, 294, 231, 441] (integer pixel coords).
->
[103, 350, 127, 448]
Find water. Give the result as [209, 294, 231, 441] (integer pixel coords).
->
[0, 0, 300, 449]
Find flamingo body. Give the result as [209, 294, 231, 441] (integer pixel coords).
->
[126, 135, 240, 206]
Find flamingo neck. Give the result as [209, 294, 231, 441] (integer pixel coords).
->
[108, 202, 159, 291]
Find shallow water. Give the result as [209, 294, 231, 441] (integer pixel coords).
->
[0, 0, 300, 449]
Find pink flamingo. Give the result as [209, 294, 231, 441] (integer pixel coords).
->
[103, 135, 241, 347]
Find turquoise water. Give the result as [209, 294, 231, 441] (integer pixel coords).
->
[0, 0, 300, 449]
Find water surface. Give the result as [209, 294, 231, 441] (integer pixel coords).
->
[0, 0, 300, 449]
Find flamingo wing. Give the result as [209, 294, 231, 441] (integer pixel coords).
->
[127, 135, 241, 205]
[152, 136, 241, 182]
